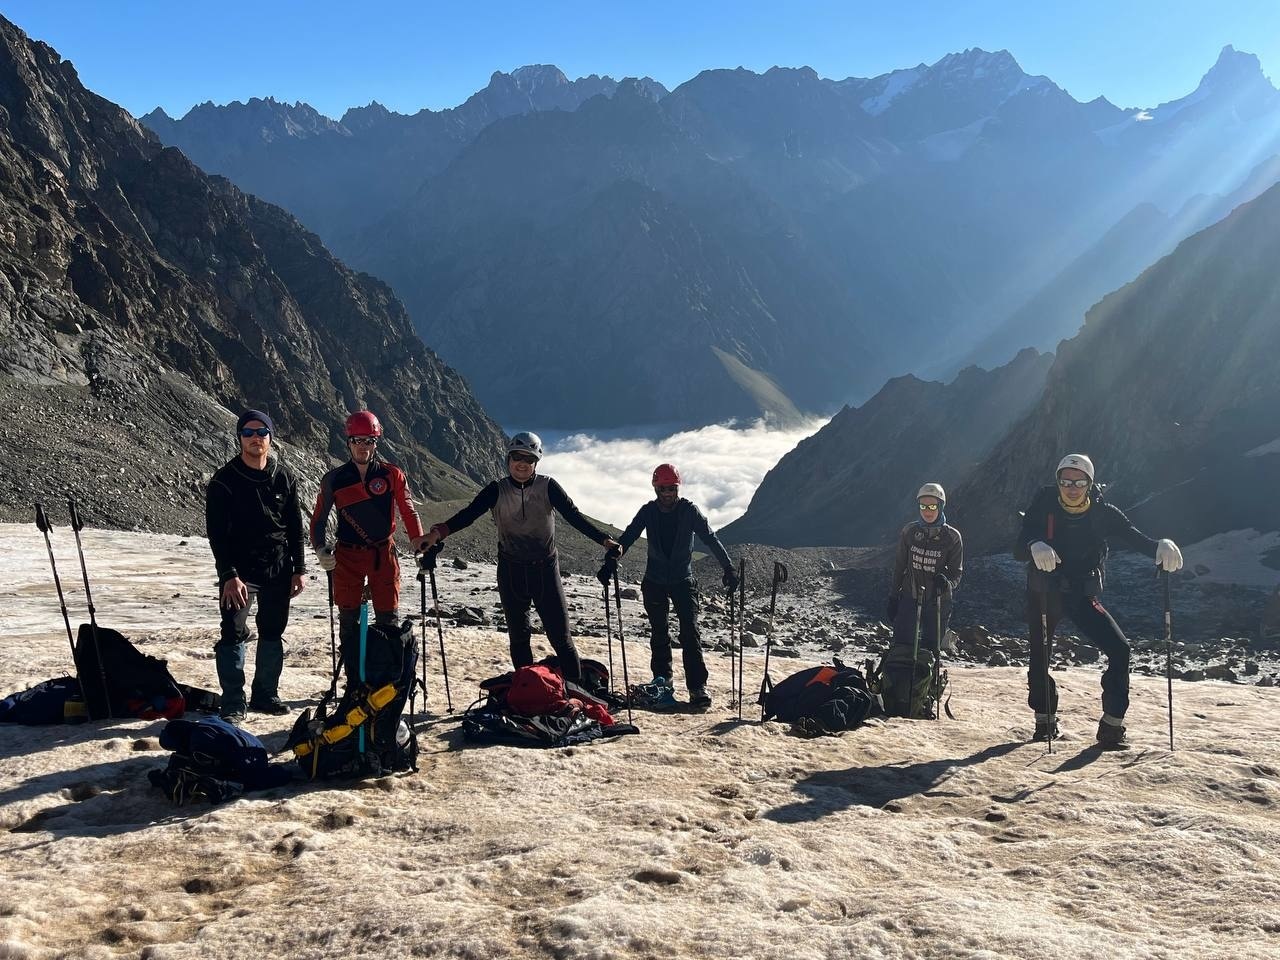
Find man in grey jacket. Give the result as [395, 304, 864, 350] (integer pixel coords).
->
[616, 463, 738, 710]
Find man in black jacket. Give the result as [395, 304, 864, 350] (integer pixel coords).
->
[616, 463, 737, 710]
[205, 409, 306, 721]
[1015, 453, 1183, 747]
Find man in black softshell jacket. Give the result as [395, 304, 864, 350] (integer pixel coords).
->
[616, 463, 738, 711]
[205, 409, 306, 721]
[1015, 453, 1183, 747]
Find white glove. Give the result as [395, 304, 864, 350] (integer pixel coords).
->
[1030, 541, 1060, 573]
[1156, 539, 1183, 573]
[316, 544, 337, 572]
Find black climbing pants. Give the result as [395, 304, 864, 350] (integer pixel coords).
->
[497, 553, 581, 681]
[1026, 589, 1130, 719]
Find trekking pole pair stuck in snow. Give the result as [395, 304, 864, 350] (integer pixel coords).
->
[758, 560, 788, 721]
[596, 547, 634, 724]
[34, 500, 112, 720]
[415, 542, 452, 713]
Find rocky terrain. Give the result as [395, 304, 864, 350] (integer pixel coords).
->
[0, 15, 508, 533]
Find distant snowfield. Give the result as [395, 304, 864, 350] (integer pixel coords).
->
[538, 418, 829, 531]
[1184, 528, 1280, 587]
[2, 529, 1279, 959]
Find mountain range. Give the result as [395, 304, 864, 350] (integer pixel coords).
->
[142, 47, 1280, 428]
[0, 15, 506, 531]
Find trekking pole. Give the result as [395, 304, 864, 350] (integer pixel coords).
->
[908, 586, 924, 719]
[737, 559, 746, 721]
[34, 503, 77, 666]
[933, 587, 944, 721]
[1040, 588, 1054, 755]
[66, 498, 112, 720]
[1163, 569, 1174, 751]
[727, 575, 737, 710]
[325, 571, 340, 700]
[759, 561, 788, 721]
[420, 542, 452, 712]
[611, 569, 633, 724]
[599, 549, 620, 693]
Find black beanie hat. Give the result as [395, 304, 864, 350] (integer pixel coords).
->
[236, 408, 275, 434]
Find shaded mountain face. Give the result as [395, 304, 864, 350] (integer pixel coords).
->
[140, 66, 669, 245]
[720, 349, 1053, 547]
[952, 180, 1280, 558]
[0, 16, 507, 531]
[145, 46, 1280, 429]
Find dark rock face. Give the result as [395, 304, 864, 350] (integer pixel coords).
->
[721, 348, 1053, 547]
[0, 16, 507, 532]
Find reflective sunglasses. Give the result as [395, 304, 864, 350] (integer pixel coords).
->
[348, 437, 378, 447]
[239, 427, 271, 438]
[509, 452, 538, 464]
[1058, 477, 1090, 489]
[655, 485, 679, 494]
[917, 502, 940, 511]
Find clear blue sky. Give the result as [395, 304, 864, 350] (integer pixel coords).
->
[6, 1, 1279, 119]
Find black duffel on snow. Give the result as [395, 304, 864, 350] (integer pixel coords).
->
[761, 660, 880, 735]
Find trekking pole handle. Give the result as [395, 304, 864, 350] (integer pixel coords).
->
[35, 502, 51, 533]
[418, 541, 444, 572]
[68, 498, 84, 532]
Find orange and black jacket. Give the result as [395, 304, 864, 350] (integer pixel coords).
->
[310, 457, 424, 549]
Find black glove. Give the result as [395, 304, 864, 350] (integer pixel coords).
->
[417, 541, 443, 572]
[722, 568, 740, 592]
[885, 594, 900, 623]
[933, 572, 950, 594]
[596, 556, 617, 587]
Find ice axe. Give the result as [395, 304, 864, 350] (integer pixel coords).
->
[417, 541, 453, 713]
[758, 560, 788, 721]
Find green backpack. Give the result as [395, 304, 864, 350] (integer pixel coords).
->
[868, 646, 950, 719]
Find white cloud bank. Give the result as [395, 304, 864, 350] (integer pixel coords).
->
[539, 417, 829, 531]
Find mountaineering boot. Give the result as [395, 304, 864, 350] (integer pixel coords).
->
[220, 705, 247, 724]
[688, 687, 712, 711]
[1031, 713, 1059, 742]
[1096, 715, 1128, 749]
[249, 697, 290, 716]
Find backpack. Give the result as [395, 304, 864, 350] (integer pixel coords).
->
[0, 676, 88, 725]
[148, 715, 293, 806]
[869, 646, 950, 719]
[761, 661, 880, 735]
[286, 619, 419, 780]
[74, 624, 185, 720]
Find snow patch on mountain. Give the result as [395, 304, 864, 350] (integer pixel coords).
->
[860, 67, 923, 115]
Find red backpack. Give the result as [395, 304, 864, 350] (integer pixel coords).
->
[506, 665, 569, 717]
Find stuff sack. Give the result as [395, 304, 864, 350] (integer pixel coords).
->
[74, 624, 185, 720]
[761, 661, 879, 735]
[870, 646, 949, 719]
[287, 619, 418, 780]
[0, 676, 88, 725]
[148, 715, 292, 806]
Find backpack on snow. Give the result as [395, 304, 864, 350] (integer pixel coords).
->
[74, 624, 186, 720]
[869, 646, 950, 720]
[286, 619, 419, 780]
[148, 715, 293, 805]
[0, 676, 88, 725]
[761, 660, 880, 735]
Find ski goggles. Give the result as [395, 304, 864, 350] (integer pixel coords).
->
[655, 485, 679, 493]
[917, 502, 940, 511]
[509, 452, 538, 464]
[239, 427, 271, 438]
[1057, 477, 1090, 489]
[348, 437, 378, 446]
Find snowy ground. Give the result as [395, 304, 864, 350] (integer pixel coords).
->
[2, 527, 1279, 959]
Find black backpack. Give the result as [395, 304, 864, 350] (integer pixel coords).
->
[287, 619, 419, 779]
[148, 715, 294, 805]
[74, 624, 186, 720]
[761, 661, 880, 735]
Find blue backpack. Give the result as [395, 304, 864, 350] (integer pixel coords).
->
[148, 715, 293, 805]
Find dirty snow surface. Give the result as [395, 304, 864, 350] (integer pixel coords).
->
[2, 525, 1279, 959]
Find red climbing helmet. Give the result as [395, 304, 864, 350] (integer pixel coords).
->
[652, 463, 681, 487]
[345, 410, 383, 437]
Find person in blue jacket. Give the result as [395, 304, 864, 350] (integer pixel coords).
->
[616, 463, 738, 710]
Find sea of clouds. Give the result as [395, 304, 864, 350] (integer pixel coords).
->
[537, 417, 829, 530]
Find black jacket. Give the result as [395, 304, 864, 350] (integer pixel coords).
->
[206, 456, 306, 586]
[891, 520, 963, 601]
[618, 499, 733, 586]
[1015, 485, 1157, 595]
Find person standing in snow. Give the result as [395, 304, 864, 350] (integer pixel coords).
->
[310, 411, 426, 680]
[881, 482, 963, 716]
[1015, 453, 1184, 747]
[421, 432, 620, 682]
[613, 463, 738, 711]
[205, 409, 306, 722]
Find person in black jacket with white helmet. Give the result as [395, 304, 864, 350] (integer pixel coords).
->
[1015, 453, 1183, 747]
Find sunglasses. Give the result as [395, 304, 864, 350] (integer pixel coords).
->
[239, 427, 271, 438]
[1058, 477, 1090, 489]
[348, 437, 377, 447]
[509, 453, 538, 464]
[655, 485, 679, 494]
[918, 502, 940, 511]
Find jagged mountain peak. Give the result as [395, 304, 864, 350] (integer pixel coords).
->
[1201, 44, 1270, 88]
